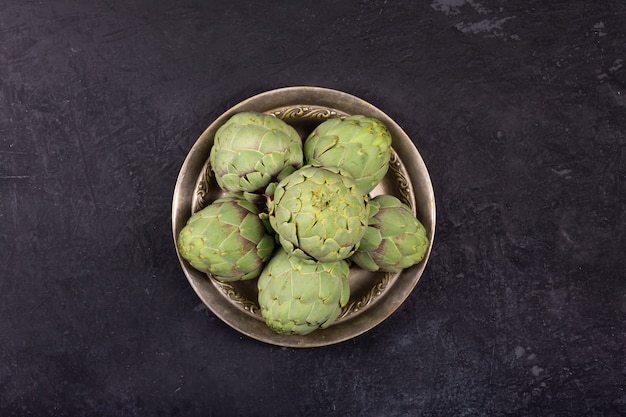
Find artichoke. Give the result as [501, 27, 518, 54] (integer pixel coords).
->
[350, 194, 429, 272]
[177, 197, 275, 282]
[257, 249, 350, 335]
[210, 112, 303, 202]
[304, 115, 392, 194]
[268, 165, 369, 262]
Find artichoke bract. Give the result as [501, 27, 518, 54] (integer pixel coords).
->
[350, 194, 429, 273]
[304, 115, 392, 194]
[177, 197, 275, 282]
[268, 165, 369, 262]
[257, 249, 350, 336]
[210, 112, 304, 202]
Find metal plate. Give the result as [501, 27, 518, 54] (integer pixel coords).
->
[172, 86, 436, 348]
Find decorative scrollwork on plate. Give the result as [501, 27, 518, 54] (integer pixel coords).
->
[389, 150, 413, 211]
[194, 161, 214, 213]
[269, 106, 348, 121]
[213, 279, 261, 315]
[339, 272, 392, 318]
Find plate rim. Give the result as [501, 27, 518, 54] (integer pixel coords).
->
[172, 86, 436, 348]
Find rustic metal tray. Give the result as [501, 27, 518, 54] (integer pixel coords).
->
[172, 86, 436, 347]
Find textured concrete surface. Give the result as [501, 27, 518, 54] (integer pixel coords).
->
[1, 0, 625, 415]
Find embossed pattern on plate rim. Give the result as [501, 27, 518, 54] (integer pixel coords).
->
[172, 86, 436, 348]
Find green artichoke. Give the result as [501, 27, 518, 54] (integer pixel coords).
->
[268, 165, 369, 262]
[257, 249, 350, 335]
[304, 115, 392, 194]
[350, 194, 429, 272]
[177, 197, 275, 282]
[210, 112, 303, 202]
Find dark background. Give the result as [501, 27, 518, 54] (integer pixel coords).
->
[1, 0, 625, 416]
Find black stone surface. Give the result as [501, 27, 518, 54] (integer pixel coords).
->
[1, 0, 625, 416]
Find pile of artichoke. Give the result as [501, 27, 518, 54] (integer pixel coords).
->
[177, 111, 429, 336]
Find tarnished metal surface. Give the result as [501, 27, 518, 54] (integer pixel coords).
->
[172, 86, 435, 347]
